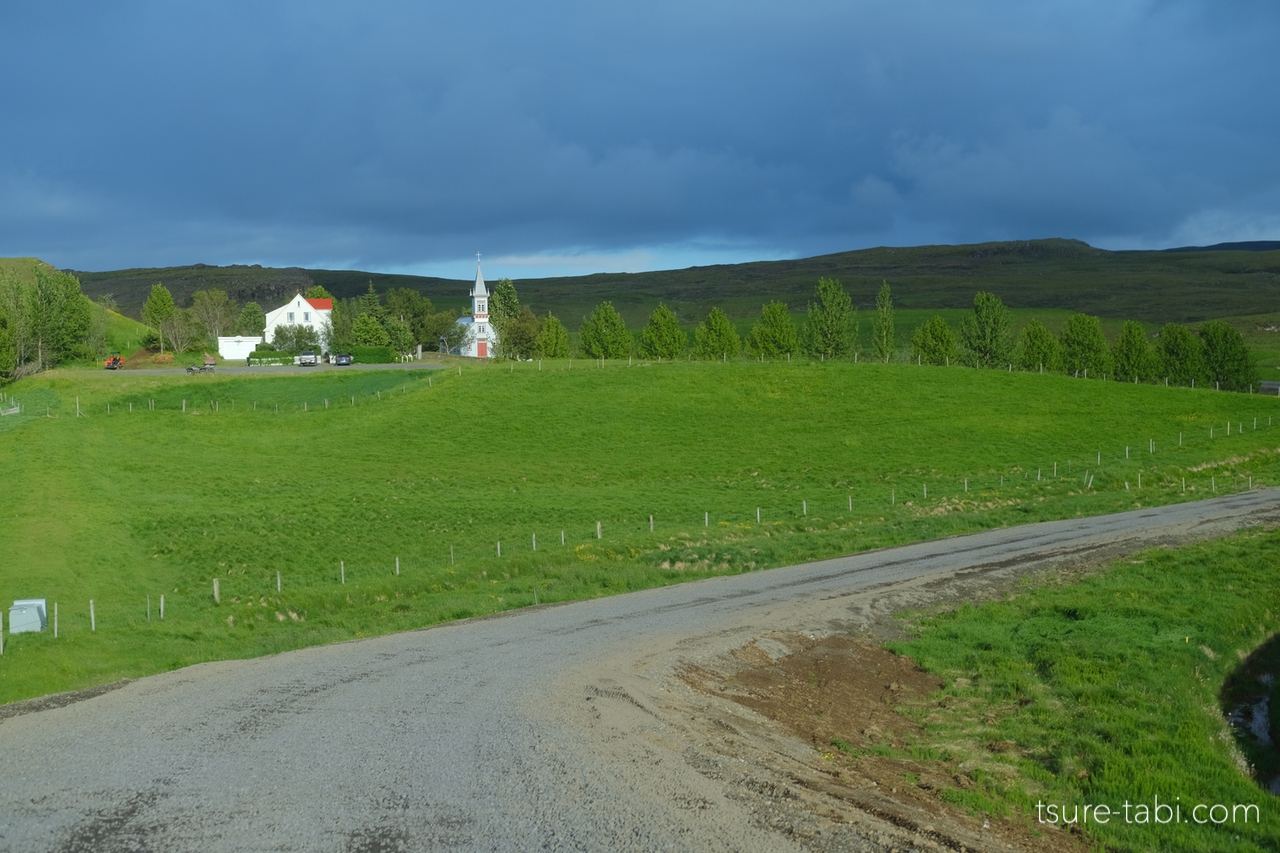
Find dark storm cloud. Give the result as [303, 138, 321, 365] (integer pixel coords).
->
[1, 1, 1277, 275]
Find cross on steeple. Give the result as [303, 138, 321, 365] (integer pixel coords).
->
[476, 252, 482, 263]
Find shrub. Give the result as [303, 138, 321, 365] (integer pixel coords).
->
[350, 346, 397, 364]
[911, 316, 957, 365]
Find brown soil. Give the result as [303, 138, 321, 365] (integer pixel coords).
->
[681, 634, 1086, 853]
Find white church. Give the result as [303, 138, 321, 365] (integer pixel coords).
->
[456, 257, 498, 358]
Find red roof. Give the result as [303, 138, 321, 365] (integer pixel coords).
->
[305, 298, 333, 310]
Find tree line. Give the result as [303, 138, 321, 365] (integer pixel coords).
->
[489, 277, 1261, 393]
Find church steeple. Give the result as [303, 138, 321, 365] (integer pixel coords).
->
[471, 253, 488, 299]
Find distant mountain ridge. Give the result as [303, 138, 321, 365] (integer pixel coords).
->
[66, 237, 1280, 327]
[1165, 241, 1280, 252]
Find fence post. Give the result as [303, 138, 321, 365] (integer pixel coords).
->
[90, 599, 96, 631]
[160, 595, 164, 620]
[54, 602, 58, 637]
[341, 561, 345, 583]
[213, 579, 220, 603]
[395, 557, 400, 575]
[277, 571, 281, 592]
[649, 516, 654, 532]
[596, 521, 602, 539]
[533, 533, 537, 551]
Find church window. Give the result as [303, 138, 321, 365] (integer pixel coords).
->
[477, 299, 486, 314]
[478, 324, 486, 335]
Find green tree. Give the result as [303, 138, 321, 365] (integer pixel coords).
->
[578, 302, 633, 359]
[141, 283, 177, 354]
[745, 301, 798, 358]
[801, 278, 856, 358]
[694, 307, 742, 360]
[489, 278, 520, 330]
[270, 323, 321, 354]
[958, 291, 1013, 368]
[1059, 314, 1113, 377]
[304, 284, 335, 301]
[0, 304, 15, 380]
[384, 316, 414, 356]
[237, 302, 266, 336]
[639, 304, 687, 360]
[1111, 321, 1155, 382]
[871, 281, 895, 363]
[191, 288, 238, 339]
[422, 309, 466, 354]
[1199, 320, 1259, 392]
[161, 309, 206, 354]
[356, 282, 382, 318]
[30, 267, 91, 368]
[500, 306, 542, 360]
[351, 312, 390, 347]
[911, 316, 957, 365]
[536, 312, 570, 358]
[1015, 320, 1062, 372]
[1154, 323, 1206, 386]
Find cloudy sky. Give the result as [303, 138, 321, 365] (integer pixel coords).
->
[2, 1, 1277, 278]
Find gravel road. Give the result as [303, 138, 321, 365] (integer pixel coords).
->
[2, 490, 1278, 853]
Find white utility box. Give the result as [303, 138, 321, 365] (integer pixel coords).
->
[9, 599, 47, 633]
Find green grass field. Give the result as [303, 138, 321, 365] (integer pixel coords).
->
[1, 359, 1279, 706]
[889, 528, 1280, 853]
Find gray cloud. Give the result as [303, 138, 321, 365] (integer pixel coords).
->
[1, 0, 1277, 275]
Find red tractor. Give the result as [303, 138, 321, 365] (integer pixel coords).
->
[103, 352, 124, 370]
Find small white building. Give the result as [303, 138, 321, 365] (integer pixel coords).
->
[456, 259, 498, 358]
[216, 335, 263, 361]
[263, 294, 333, 350]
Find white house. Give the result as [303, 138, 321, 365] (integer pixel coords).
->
[263, 294, 333, 350]
[456, 259, 498, 358]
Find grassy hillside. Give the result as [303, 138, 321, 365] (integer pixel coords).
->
[69, 239, 1280, 328]
[892, 529, 1280, 853]
[1, 359, 1278, 703]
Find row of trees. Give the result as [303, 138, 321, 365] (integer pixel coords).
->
[486, 277, 1259, 393]
[0, 264, 94, 380]
[910, 296, 1259, 391]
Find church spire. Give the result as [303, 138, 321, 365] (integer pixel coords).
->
[471, 252, 488, 298]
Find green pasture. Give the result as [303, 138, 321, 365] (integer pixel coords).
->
[889, 528, 1280, 852]
[1, 359, 1279, 704]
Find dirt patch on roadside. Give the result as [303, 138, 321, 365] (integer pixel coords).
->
[681, 634, 1085, 853]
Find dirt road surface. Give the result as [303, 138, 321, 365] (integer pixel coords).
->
[3, 490, 1278, 853]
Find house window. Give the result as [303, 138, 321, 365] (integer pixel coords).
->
[287, 312, 295, 323]
[304, 312, 310, 322]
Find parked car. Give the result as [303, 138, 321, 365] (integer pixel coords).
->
[334, 353, 353, 366]
[298, 350, 319, 366]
